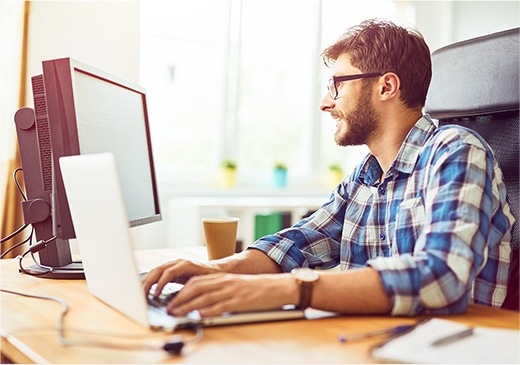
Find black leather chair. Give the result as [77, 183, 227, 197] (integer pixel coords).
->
[425, 28, 519, 311]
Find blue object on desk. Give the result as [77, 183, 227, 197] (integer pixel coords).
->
[338, 325, 415, 343]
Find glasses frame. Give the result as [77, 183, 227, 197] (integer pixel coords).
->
[327, 72, 382, 100]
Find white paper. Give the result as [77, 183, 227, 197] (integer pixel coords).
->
[371, 318, 520, 363]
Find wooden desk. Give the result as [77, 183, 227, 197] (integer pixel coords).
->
[1, 247, 519, 364]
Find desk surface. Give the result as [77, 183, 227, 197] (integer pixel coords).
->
[1, 247, 519, 364]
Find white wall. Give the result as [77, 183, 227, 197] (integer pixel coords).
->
[451, 1, 519, 44]
[26, 1, 140, 92]
[413, 1, 519, 52]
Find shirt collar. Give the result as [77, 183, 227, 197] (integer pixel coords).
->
[357, 114, 437, 185]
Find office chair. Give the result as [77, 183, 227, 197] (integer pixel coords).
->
[425, 28, 519, 311]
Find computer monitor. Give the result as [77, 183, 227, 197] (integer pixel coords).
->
[14, 57, 161, 279]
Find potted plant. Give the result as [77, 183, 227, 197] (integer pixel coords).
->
[273, 162, 288, 188]
[219, 159, 237, 188]
[327, 163, 343, 188]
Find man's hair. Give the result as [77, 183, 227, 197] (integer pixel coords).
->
[321, 18, 432, 109]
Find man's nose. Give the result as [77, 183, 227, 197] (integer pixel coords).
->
[320, 92, 334, 112]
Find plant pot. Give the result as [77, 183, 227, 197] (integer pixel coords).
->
[219, 168, 237, 188]
[327, 170, 343, 189]
[273, 168, 287, 188]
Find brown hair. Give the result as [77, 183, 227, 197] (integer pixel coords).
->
[321, 18, 431, 109]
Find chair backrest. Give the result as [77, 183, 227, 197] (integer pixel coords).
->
[424, 28, 519, 311]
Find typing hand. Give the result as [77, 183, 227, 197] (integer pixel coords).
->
[147, 282, 183, 307]
[166, 272, 298, 317]
[142, 259, 219, 299]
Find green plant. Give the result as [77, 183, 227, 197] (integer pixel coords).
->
[221, 159, 237, 170]
[328, 163, 343, 172]
[274, 162, 287, 171]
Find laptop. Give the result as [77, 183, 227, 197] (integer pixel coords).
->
[58, 152, 305, 331]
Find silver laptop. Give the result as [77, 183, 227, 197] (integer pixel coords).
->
[59, 152, 305, 331]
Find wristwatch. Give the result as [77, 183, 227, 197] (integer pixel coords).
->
[291, 268, 320, 310]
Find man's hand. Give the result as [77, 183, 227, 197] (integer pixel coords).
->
[142, 249, 283, 300]
[142, 259, 220, 298]
[166, 272, 299, 317]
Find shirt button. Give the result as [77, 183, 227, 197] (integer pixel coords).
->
[449, 211, 458, 220]
[380, 233, 386, 241]
[378, 186, 386, 195]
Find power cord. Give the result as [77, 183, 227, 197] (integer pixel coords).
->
[14, 235, 82, 276]
[0, 227, 33, 259]
[0, 223, 29, 244]
[0, 288, 204, 354]
[1, 168, 30, 253]
[2, 167, 80, 276]
[13, 167, 27, 201]
[17, 236, 57, 276]
[1, 229, 56, 276]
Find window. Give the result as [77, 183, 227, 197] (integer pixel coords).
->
[140, 0, 409, 190]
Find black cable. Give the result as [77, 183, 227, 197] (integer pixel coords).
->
[14, 234, 82, 275]
[0, 167, 29, 252]
[0, 227, 33, 259]
[1, 223, 30, 244]
[13, 167, 27, 201]
[1, 228, 46, 274]
[3, 167, 79, 273]
[17, 235, 56, 276]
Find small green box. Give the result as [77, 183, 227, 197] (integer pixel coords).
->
[254, 212, 282, 240]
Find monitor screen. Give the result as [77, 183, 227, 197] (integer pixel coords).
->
[15, 57, 161, 279]
[73, 71, 158, 224]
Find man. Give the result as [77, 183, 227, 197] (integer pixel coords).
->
[143, 19, 515, 316]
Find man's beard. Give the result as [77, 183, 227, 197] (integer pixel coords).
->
[334, 86, 380, 147]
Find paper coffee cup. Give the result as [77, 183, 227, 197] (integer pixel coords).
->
[202, 217, 239, 260]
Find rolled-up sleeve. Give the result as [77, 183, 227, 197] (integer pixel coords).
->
[249, 187, 348, 271]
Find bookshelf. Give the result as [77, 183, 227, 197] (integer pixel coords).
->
[164, 193, 328, 249]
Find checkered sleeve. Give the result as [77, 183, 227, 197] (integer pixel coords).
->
[249, 187, 348, 272]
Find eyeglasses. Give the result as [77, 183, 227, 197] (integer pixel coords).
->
[327, 72, 382, 100]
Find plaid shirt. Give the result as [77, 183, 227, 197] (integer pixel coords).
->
[250, 115, 515, 315]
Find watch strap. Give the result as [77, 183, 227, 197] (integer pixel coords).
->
[297, 280, 314, 310]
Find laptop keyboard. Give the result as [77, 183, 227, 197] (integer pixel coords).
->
[147, 282, 183, 308]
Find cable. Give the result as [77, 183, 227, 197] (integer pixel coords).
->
[13, 234, 83, 275]
[13, 167, 27, 201]
[0, 167, 29, 253]
[0, 288, 204, 354]
[0, 227, 33, 259]
[28, 251, 55, 273]
[17, 236, 56, 276]
[16, 235, 82, 275]
[0, 289, 70, 343]
[1, 224, 30, 244]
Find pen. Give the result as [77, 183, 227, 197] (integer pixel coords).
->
[430, 328, 474, 347]
[338, 324, 414, 343]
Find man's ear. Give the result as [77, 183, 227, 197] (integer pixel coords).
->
[379, 72, 400, 100]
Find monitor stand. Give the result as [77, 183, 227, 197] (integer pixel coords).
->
[22, 262, 85, 279]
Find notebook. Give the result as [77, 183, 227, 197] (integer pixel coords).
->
[58, 152, 305, 331]
[371, 318, 520, 363]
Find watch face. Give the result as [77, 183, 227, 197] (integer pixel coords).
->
[292, 268, 319, 282]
